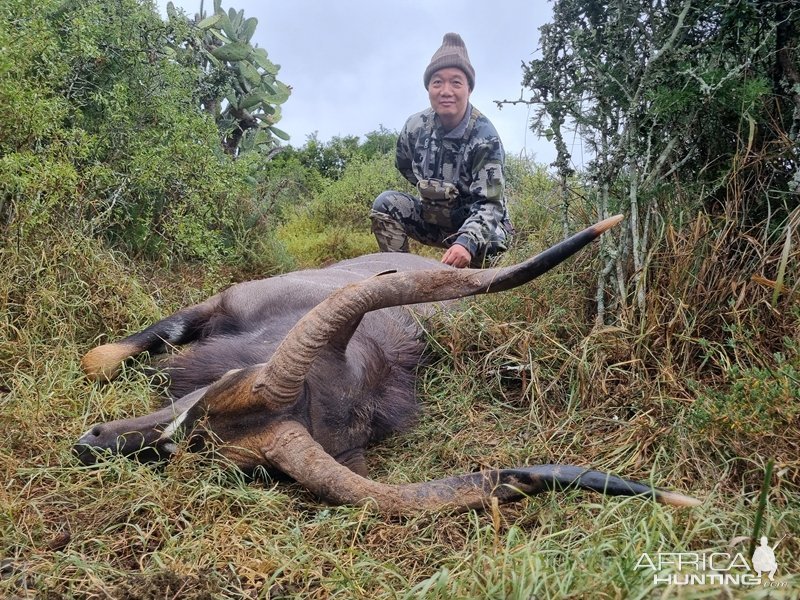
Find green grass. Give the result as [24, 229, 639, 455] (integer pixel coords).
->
[1, 222, 798, 599]
[277, 212, 378, 268]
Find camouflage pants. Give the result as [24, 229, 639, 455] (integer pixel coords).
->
[369, 191, 509, 267]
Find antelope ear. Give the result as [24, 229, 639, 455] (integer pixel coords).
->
[156, 385, 211, 439]
[184, 367, 263, 420]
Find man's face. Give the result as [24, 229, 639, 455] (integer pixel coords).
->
[428, 67, 470, 128]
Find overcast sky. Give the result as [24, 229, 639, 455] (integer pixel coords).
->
[158, 0, 566, 166]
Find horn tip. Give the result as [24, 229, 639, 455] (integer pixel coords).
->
[594, 214, 624, 234]
[655, 490, 702, 507]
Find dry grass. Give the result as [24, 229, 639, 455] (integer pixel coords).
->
[1, 210, 798, 598]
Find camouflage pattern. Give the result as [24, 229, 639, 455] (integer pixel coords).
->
[370, 192, 508, 267]
[370, 104, 512, 266]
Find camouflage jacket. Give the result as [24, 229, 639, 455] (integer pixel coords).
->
[396, 104, 509, 257]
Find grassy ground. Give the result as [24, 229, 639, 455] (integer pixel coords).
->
[1, 221, 798, 599]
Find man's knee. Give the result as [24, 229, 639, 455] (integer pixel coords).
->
[372, 191, 399, 214]
[369, 209, 409, 253]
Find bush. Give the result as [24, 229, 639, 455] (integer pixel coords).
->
[687, 355, 800, 454]
[276, 153, 411, 266]
[0, 0, 275, 266]
[504, 155, 556, 237]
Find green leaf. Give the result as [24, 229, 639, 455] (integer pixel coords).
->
[218, 116, 236, 131]
[252, 48, 278, 75]
[270, 81, 291, 103]
[197, 14, 222, 29]
[241, 17, 258, 43]
[237, 61, 262, 86]
[772, 223, 793, 308]
[256, 106, 281, 123]
[230, 77, 248, 97]
[269, 126, 290, 141]
[224, 94, 238, 109]
[239, 92, 264, 110]
[204, 51, 222, 68]
[211, 42, 251, 62]
[228, 8, 242, 34]
[208, 28, 229, 45]
[218, 13, 237, 39]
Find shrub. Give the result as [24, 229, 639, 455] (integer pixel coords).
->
[276, 153, 410, 266]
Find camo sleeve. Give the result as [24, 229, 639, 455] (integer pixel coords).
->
[454, 136, 506, 258]
[395, 119, 418, 187]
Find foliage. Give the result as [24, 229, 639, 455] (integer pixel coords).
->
[295, 132, 361, 180]
[165, 0, 291, 160]
[287, 125, 399, 181]
[687, 358, 800, 450]
[250, 127, 402, 267]
[517, 0, 799, 321]
[506, 5, 800, 495]
[277, 151, 408, 266]
[0, 0, 291, 270]
[359, 125, 400, 161]
[503, 155, 559, 240]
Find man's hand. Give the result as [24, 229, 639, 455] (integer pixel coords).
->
[441, 244, 471, 268]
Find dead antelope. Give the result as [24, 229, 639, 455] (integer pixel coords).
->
[76, 215, 700, 513]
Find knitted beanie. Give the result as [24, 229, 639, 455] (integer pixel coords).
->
[423, 33, 475, 91]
